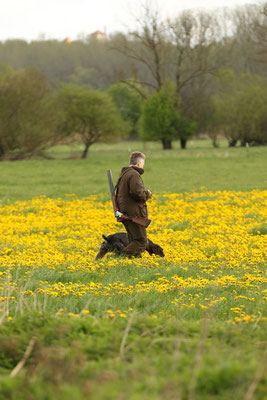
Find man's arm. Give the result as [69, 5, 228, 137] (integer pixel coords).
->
[128, 173, 152, 202]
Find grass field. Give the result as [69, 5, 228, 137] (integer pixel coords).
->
[0, 140, 266, 400]
[0, 140, 266, 202]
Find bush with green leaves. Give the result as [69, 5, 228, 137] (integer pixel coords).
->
[0, 65, 63, 160]
[107, 81, 145, 139]
[209, 70, 267, 146]
[140, 81, 195, 149]
[59, 84, 127, 158]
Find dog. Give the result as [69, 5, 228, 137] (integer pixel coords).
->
[95, 232, 164, 260]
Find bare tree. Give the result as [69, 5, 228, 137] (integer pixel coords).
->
[167, 9, 231, 143]
[168, 10, 228, 98]
[112, 2, 170, 92]
[253, 2, 267, 66]
[113, 3, 233, 148]
[232, 4, 262, 73]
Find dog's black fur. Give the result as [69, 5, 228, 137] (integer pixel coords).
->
[95, 232, 164, 260]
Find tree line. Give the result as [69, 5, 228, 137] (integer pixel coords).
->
[0, 2, 266, 159]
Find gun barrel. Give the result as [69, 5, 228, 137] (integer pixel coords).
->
[107, 170, 114, 196]
[107, 170, 118, 216]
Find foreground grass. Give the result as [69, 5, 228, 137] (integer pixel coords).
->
[0, 314, 266, 400]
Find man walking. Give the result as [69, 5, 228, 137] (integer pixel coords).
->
[115, 151, 152, 257]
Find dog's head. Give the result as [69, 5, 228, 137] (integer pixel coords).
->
[153, 244, 165, 257]
[147, 241, 165, 257]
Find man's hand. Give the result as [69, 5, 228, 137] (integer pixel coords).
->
[147, 190, 152, 199]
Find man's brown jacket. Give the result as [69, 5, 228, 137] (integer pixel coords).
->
[116, 166, 150, 218]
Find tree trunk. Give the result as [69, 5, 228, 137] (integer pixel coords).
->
[161, 138, 172, 150]
[180, 138, 187, 149]
[240, 139, 249, 147]
[229, 139, 237, 147]
[81, 142, 91, 159]
[212, 138, 219, 148]
[0, 145, 5, 158]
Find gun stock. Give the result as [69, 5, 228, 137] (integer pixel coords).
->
[116, 214, 151, 228]
[129, 216, 151, 228]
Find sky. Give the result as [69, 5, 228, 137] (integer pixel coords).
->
[0, 0, 257, 42]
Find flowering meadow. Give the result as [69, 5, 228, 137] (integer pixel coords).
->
[0, 190, 266, 323]
[0, 189, 266, 399]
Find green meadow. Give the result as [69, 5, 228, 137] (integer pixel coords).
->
[0, 140, 266, 202]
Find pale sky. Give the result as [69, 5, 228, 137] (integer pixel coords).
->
[0, 0, 257, 42]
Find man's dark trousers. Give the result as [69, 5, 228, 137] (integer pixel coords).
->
[122, 220, 147, 257]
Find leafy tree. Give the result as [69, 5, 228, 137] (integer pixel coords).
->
[174, 115, 196, 149]
[0, 67, 63, 160]
[107, 81, 143, 138]
[200, 98, 221, 148]
[208, 69, 267, 146]
[140, 80, 195, 149]
[67, 66, 100, 90]
[59, 84, 127, 158]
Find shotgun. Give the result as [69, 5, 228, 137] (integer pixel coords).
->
[107, 169, 151, 228]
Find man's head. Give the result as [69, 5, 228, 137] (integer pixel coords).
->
[129, 151, 146, 169]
